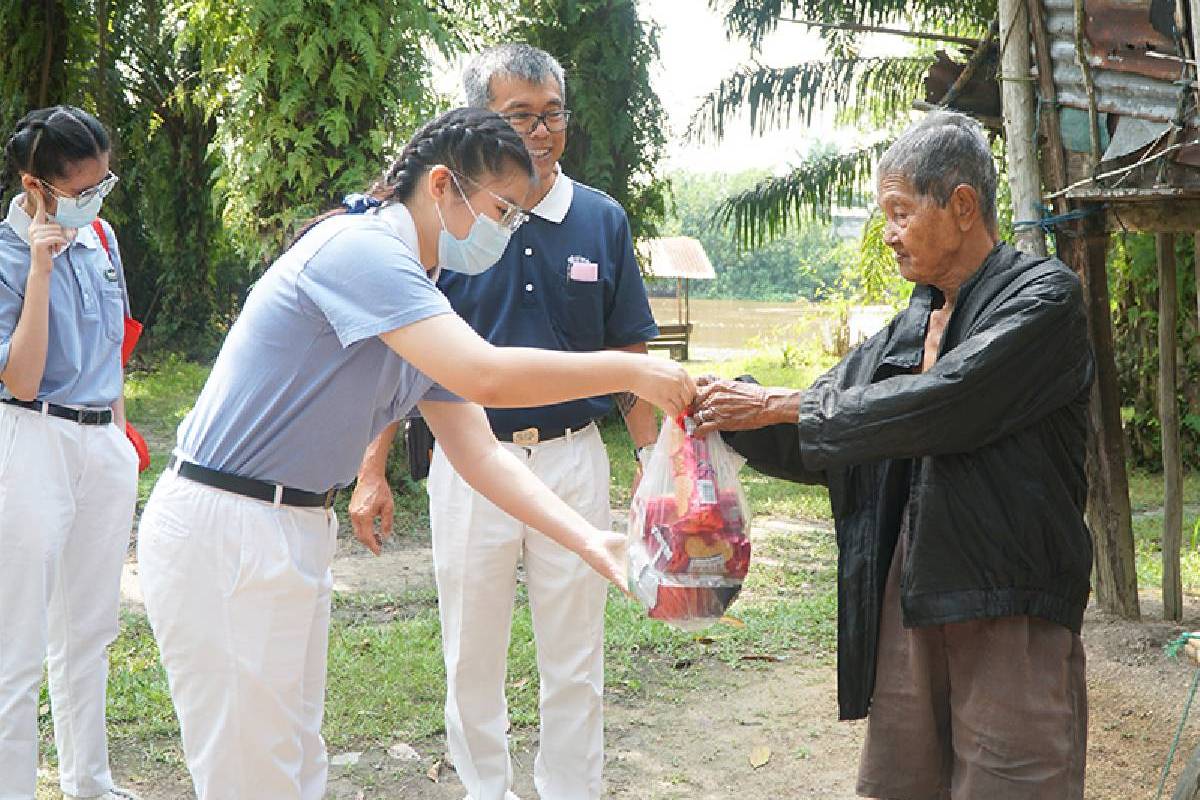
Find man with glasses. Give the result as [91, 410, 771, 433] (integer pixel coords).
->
[349, 44, 659, 800]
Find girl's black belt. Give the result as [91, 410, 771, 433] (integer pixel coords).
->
[2, 397, 113, 425]
[168, 455, 338, 508]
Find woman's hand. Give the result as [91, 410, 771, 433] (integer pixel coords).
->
[692, 375, 801, 438]
[579, 528, 630, 594]
[630, 356, 696, 418]
[27, 190, 69, 273]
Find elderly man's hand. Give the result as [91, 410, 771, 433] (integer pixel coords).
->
[693, 376, 801, 438]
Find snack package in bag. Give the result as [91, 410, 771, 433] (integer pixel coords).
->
[627, 414, 751, 630]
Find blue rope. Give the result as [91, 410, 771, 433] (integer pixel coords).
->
[1012, 203, 1104, 232]
[1157, 633, 1200, 799]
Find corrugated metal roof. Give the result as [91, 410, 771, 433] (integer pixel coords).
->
[1038, 0, 1197, 129]
[640, 237, 717, 280]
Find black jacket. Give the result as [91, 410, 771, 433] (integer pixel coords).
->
[724, 243, 1095, 720]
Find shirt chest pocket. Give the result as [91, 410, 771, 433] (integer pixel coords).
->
[99, 284, 125, 343]
[554, 265, 606, 348]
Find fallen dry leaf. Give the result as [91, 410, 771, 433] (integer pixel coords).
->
[749, 745, 772, 768]
[427, 759, 442, 783]
[740, 653, 784, 663]
[719, 615, 746, 628]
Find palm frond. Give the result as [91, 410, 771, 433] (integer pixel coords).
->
[714, 140, 892, 248]
[687, 57, 929, 143]
[711, 0, 994, 50]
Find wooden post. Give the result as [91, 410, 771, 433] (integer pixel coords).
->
[676, 277, 683, 324]
[1195, 235, 1199, 330]
[1158, 233, 1183, 621]
[1072, 211, 1141, 619]
[999, 0, 1048, 256]
[1029, 0, 1140, 618]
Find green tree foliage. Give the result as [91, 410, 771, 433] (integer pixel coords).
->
[181, 0, 452, 263]
[0, 0, 88, 201]
[1110, 234, 1200, 469]
[662, 170, 852, 302]
[507, 0, 669, 243]
[697, 0, 995, 246]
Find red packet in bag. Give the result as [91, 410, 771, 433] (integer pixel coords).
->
[627, 414, 752, 630]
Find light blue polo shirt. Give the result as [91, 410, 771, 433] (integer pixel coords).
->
[177, 205, 457, 492]
[0, 195, 127, 408]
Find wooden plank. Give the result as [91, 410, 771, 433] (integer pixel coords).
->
[1158, 233, 1183, 621]
[1028, 0, 1070, 215]
[1073, 210, 1141, 619]
[999, 0, 1047, 255]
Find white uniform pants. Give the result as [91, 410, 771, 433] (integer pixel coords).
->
[429, 423, 610, 800]
[0, 404, 137, 800]
[138, 468, 338, 800]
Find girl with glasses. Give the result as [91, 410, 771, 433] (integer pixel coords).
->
[0, 106, 141, 800]
[137, 106, 694, 799]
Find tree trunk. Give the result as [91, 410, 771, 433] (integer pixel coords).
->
[1158, 233, 1183, 621]
[999, 0, 1047, 256]
[1067, 213, 1140, 619]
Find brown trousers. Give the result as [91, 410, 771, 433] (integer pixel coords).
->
[856, 531, 1087, 800]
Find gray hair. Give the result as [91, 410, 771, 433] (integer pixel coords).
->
[877, 110, 998, 230]
[462, 44, 566, 109]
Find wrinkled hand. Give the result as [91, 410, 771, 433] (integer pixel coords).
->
[1185, 635, 1200, 667]
[580, 528, 631, 595]
[693, 375, 777, 438]
[632, 357, 696, 419]
[349, 472, 394, 556]
[28, 190, 69, 272]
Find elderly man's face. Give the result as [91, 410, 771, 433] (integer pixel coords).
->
[488, 74, 567, 187]
[877, 174, 965, 286]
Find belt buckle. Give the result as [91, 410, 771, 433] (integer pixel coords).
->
[512, 427, 539, 447]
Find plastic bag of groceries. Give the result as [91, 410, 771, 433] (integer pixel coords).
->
[627, 413, 752, 630]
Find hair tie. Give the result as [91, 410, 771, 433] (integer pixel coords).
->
[342, 193, 382, 214]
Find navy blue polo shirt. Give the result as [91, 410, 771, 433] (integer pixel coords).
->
[438, 172, 658, 434]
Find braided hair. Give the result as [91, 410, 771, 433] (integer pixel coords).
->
[288, 107, 533, 249]
[2, 106, 109, 200]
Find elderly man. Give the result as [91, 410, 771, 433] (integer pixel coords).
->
[350, 45, 659, 800]
[694, 111, 1094, 799]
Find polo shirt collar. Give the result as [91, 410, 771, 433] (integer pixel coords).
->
[530, 167, 573, 224]
[374, 202, 420, 255]
[374, 201, 438, 279]
[4, 194, 100, 250]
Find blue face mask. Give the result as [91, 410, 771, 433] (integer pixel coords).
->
[435, 175, 512, 276]
[49, 191, 104, 229]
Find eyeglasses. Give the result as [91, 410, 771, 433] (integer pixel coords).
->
[500, 110, 572, 135]
[38, 171, 119, 208]
[451, 171, 530, 233]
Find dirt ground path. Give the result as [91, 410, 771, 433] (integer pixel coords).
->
[112, 518, 1200, 799]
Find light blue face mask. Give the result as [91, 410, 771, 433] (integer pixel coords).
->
[49, 191, 104, 229]
[435, 175, 512, 276]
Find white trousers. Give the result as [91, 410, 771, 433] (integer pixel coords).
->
[0, 404, 137, 800]
[138, 468, 337, 800]
[428, 423, 610, 800]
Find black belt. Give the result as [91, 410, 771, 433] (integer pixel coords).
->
[168, 455, 338, 508]
[493, 421, 594, 446]
[2, 397, 112, 425]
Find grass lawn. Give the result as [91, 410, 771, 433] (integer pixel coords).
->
[34, 354, 1195, 786]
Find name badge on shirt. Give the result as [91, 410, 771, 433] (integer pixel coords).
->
[103, 266, 119, 282]
[567, 255, 598, 283]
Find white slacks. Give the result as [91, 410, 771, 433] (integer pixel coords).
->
[0, 404, 137, 800]
[428, 423, 610, 800]
[138, 468, 337, 800]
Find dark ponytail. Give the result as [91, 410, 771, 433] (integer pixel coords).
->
[3, 106, 110, 196]
[287, 107, 534, 249]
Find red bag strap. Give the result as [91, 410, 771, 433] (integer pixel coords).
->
[91, 218, 112, 262]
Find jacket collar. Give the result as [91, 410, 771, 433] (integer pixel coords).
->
[877, 242, 1012, 374]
